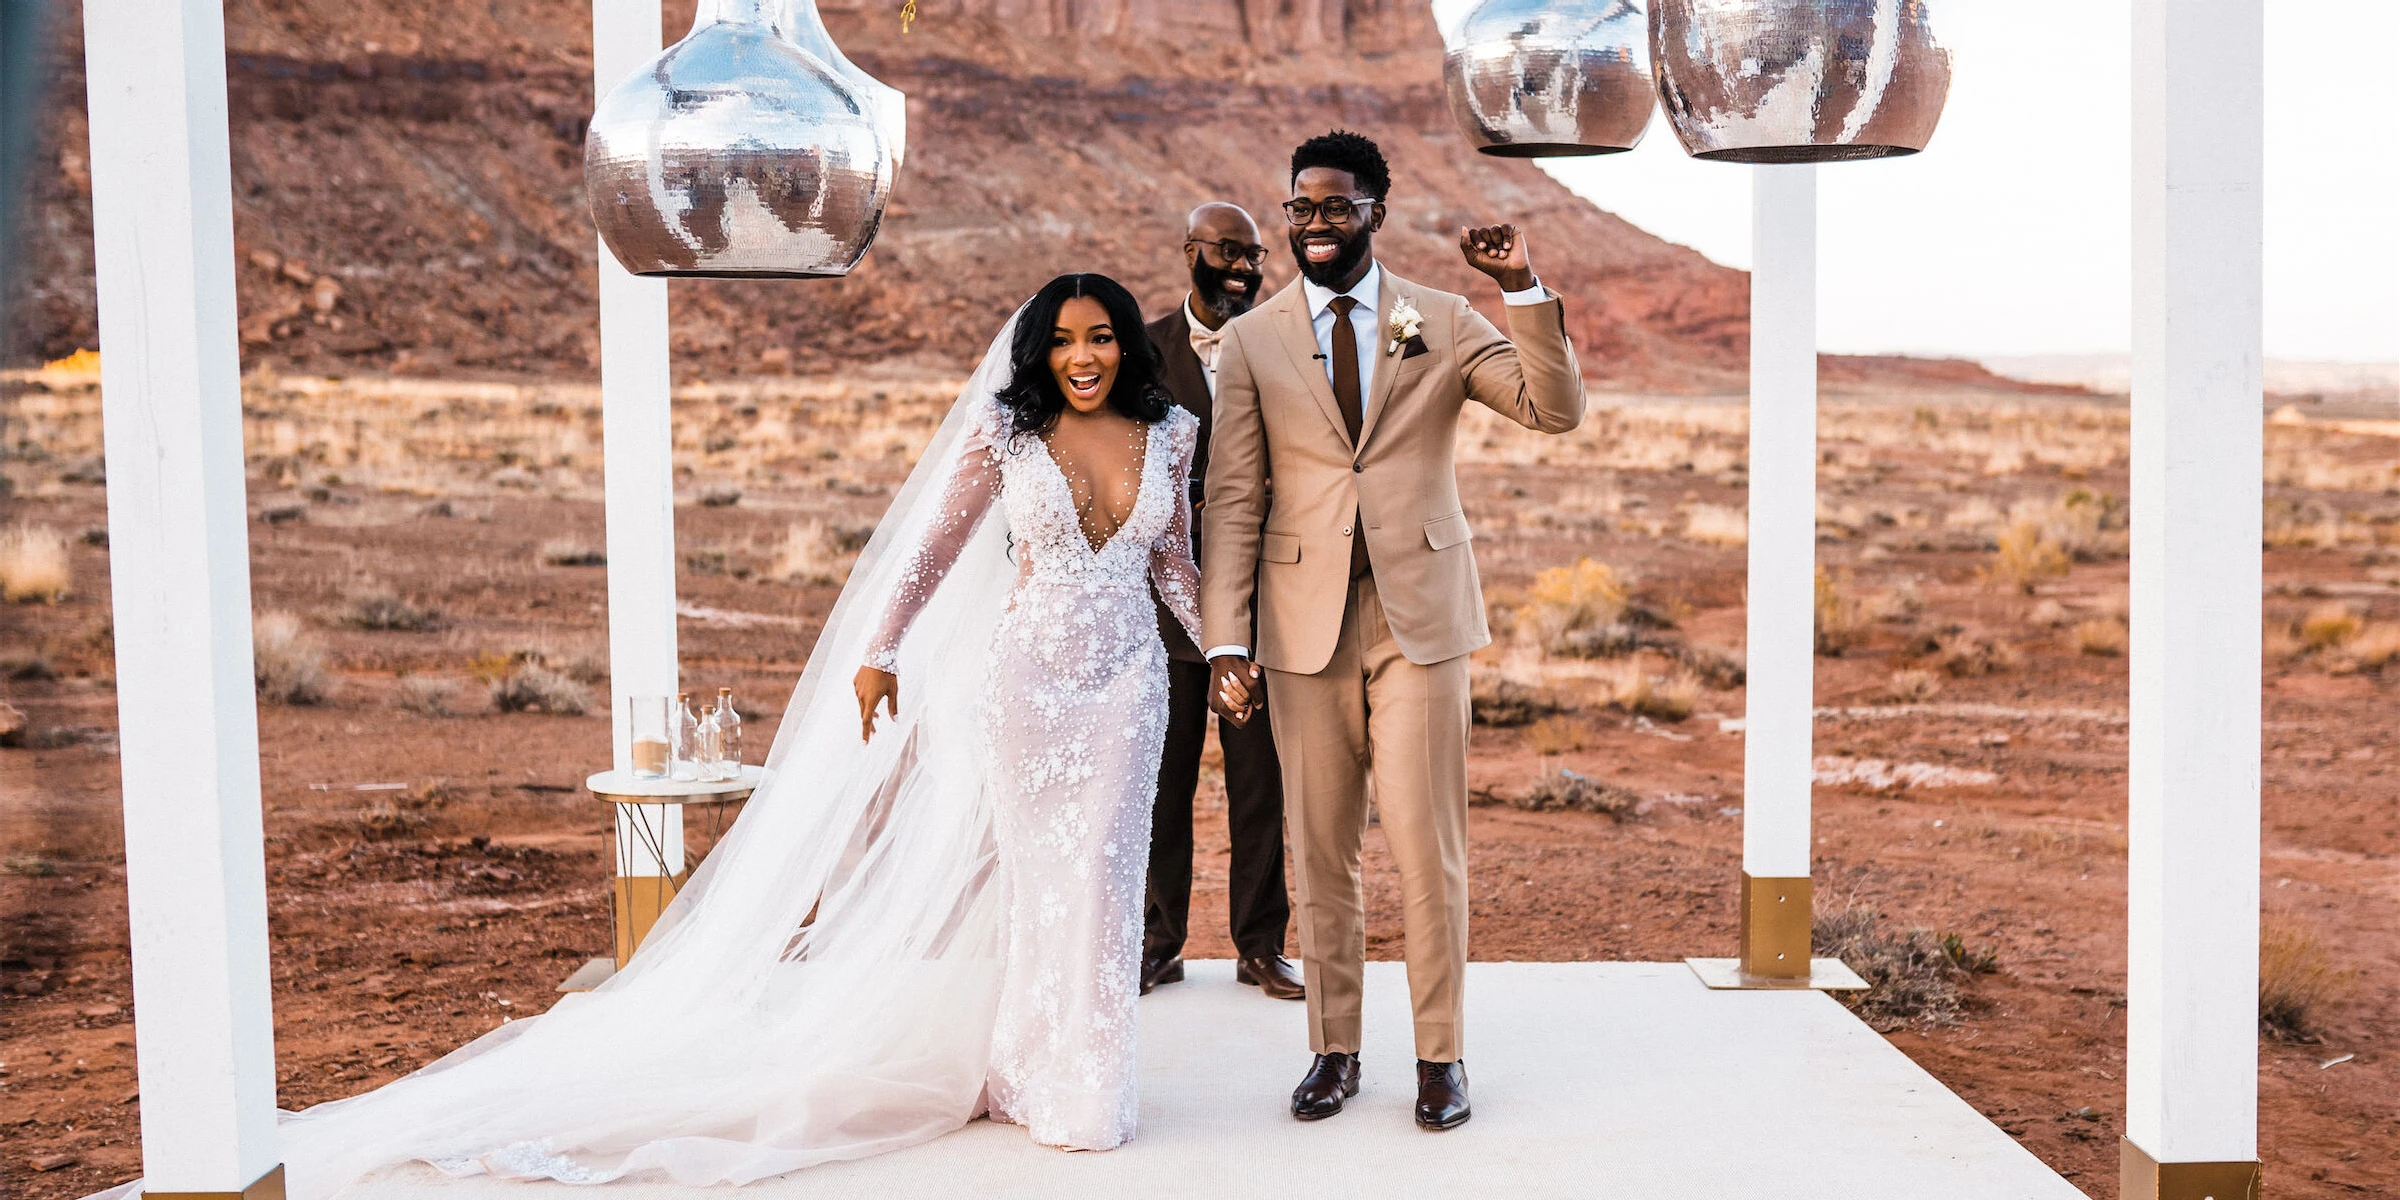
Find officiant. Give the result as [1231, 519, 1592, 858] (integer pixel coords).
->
[1141, 202, 1305, 1002]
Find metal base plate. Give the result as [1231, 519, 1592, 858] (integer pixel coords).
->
[1685, 957, 1870, 991]
[555, 956, 616, 993]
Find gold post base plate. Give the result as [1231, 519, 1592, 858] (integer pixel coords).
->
[2120, 1137, 2260, 1200]
[146, 1164, 286, 1200]
[1685, 957, 1869, 991]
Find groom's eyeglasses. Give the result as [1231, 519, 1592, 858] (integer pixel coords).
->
[1187, 238, 1270, 268]
[1281, 196, 1377, 226]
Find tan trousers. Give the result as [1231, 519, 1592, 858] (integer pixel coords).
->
[1266, 574, 1472, 1063]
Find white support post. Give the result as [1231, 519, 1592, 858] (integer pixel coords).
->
[83, 1, 283, 1195]
[594, 0, 684, 964]
[2124, 0, 2263, 1194]
[1732, 163, 1820, 982]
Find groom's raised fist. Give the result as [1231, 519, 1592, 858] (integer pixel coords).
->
[1458, 223, 1536, 294]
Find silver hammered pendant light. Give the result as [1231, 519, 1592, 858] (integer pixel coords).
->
[1650, 0, 1950, 163]
[585, 0, 892, 278]
[774, 0, 906, 172]
[1444, 0, 1655, 157]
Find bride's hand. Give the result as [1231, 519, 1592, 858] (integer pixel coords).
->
[854, 666, 899, 741]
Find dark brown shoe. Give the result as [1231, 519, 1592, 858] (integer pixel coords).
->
[1236, 954, 1306, 1000]
[1139, 955, 1183, 996]
[1290, 1052, 1360, 1121]
[1414, 1059, 1470, 1130]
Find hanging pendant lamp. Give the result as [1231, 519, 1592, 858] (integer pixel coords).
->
[773, 0, 906, 171]
[585, 0, 891, 278]
[1444, 0, 1654, 157]
[1650, 0, 1950, 163]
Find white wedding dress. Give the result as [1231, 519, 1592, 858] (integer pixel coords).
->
[91, 311, 1202, 1200]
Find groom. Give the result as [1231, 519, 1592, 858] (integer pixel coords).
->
[1201, 131, 1585, 1131]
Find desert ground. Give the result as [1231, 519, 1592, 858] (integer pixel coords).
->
[3, 363, 2397, 1198]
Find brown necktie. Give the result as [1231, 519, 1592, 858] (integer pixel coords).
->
[1329, 296, 1370, 579]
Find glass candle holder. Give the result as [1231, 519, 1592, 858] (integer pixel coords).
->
[629, 695, 671, 779]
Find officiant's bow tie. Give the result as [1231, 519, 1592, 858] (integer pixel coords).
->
[1188, 320, 1225, 373]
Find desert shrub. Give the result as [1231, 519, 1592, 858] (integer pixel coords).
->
[1884, 668, 1942, 703]
[1469, 671, 1556, 727]
[341, 587, 443, 632]
[2072, 617, 2128, 657]
[539, 539, 607, 567]
[2035, 489, 2129, 562]
[2259, 916, 2348, 1041]
[1512, 768, 1640, 818]
[772, 519, 857, 586]
[489, 664, 592, 715]
[0, 523, 72, 603]
[357, 780, 453, 842]
[1673, 643, 1746, 689]
[2298, 603, 2361, 651]
[1522, 714, 1584, 756]
[1681, 503, 1747, 547]
[396, 675, 460, 716]
[2348, 623, 2400, 671]
[505, 641, 607, 684]
[1917, 627, 2021, 678]
[1813, 900, 1969, 1031]
[253, 611, 331, 705]
[1814, 567, 1868, 656]
[699, 486, 742, 508]
[1520, 559, 1627, 654]
[1987, 519, 2070, 593]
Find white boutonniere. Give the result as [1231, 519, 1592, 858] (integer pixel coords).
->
[1387, 296, 1424, 355]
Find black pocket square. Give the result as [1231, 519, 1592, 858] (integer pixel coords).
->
[1399, 334, 1431, 360]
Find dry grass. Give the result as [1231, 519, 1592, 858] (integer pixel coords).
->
[1814, 567, 1868, 656]
[2299, 603, 2362, 650]
[2348, 623, 2400, 670]
[1597, 660, 1699, 722]
[1813, 900, 1974, 1031]
[489, 664, 593, 715]
[1469, 670, 1558, 727]
[0, 522, 73, 604]
[1510, 767, 1640, 819]
[1917, 627, 2022, 678]
[1987, 518, 2071, 593]
[396, 675, 461, 716]
[1522, 714, 1585, 756]
[2259, 915, 2350, 1041]
[771, 519, 859, 586]
[2072, 617, 2128, 657]
[539, 539, 607, 568]
[340, 586, 444, 632]
[253, 611, 332, 706]
[1680, 503, 1748, 547]
[1884, 668, 1943, 703]
[1519, 558, 1629, 655]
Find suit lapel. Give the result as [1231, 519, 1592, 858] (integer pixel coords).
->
[1268, 283, 1351, 449]
[1358, 271, 1408, 450]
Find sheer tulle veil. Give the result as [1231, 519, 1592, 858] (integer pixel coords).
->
[157, 308, 1034, 1198]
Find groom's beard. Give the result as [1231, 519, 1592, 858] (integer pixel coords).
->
[1292, 225, 1372, 289]
[1192, 261, 1263, 323]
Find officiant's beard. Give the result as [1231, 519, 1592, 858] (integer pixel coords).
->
[1292, 226, 1372, 290]
[1193, 261, 1263, 323]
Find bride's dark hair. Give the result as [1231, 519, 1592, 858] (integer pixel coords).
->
[995, 273, 1171, 436]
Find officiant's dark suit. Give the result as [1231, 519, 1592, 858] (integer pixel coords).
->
[1143, 290, 1298, 996]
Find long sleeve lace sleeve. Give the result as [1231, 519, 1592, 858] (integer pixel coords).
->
[862, 414, 1005, 672]
[1149, 410, 1203, 651]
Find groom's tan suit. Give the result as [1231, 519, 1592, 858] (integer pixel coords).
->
[1201, 264, 1583, 1062]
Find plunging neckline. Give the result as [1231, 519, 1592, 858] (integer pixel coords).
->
[1034, 423, 1154, 556]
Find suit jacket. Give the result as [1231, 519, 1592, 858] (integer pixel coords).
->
[1147, 302, 1212, 663]
[1200, 268, 1585, 674]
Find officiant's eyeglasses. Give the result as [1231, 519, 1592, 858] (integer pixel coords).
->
[1281, 196, 1377, 226]
[1186, 238, 1270, 268]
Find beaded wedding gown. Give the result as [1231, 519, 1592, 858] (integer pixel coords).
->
[94, 309, 1201, 1200]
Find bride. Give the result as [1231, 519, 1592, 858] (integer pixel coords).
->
[205, 275, 1202, 1198]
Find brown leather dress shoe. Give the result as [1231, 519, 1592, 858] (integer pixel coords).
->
[1290, 1052, 1360, 1121]
[1414, 1059, 1470, 1130]
[1235, 954, 1306, 1000]
[1139, 955, 1183, 996]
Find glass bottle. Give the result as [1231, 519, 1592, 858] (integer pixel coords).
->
[695, 704, 725, 783]
[715, 686, 743, 779]
[629, 695, 671, 779]
[671, 692, 702, 781]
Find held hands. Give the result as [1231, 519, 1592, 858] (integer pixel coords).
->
[853, 665, 899, 742]
[1457, 223, 1537, 294]
[1206, 654, 1263, 727]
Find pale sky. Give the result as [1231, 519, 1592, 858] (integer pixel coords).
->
[1433, 1, 2400, 362]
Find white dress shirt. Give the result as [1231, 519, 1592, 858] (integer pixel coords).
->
[1203, 262, 1550, 666]
[1184, 293, 1224, 397]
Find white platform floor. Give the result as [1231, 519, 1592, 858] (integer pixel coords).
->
[346, 961, 2087, 1200]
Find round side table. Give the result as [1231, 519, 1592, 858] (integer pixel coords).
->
[576, 765, 764, 984]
